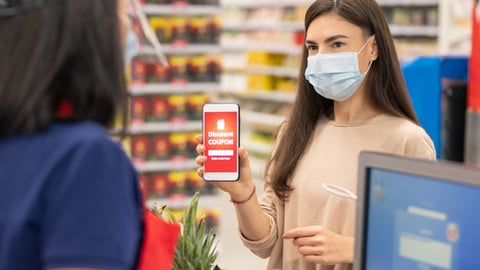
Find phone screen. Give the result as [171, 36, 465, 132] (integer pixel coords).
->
[203, 103, 239, 181]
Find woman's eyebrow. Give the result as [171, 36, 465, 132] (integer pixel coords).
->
[305, 34, 349, 45]
[323, 34, 349, 44]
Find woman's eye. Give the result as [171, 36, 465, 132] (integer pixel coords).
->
[306, 45, 318, 52]
[332, 42, 345, 48]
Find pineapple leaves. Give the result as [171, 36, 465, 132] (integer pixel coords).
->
[169, 192, 221, 270]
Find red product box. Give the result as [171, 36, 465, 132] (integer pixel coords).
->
[150, 96, 170, 122]
[148, 61, 171, 83]
[130, 56, 148, 84]
[150, 134, 171, 161]
[294, 31, 305, 46]
[131, 135, 150, 162]
[150, 173, 170, 199]
[131, 97, 149, 123]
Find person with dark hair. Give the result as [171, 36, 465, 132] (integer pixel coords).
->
[0, 0, 144, 269]
[195, 0, 436, 269]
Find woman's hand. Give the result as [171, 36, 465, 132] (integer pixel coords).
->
[194, 135, 255, 201]
[283, 226, 354, 265]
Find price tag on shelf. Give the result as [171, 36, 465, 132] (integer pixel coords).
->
[171, 1, 189, 9]
[170, 156, 189, 165]
[170, 79, 189, 86]
[130, 119, 146, 127]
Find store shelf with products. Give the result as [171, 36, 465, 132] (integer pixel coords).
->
[220, 3, 306, 50]
[222, 43, 302, 55]
[248, 155, 268, 182]
[242, 110, 287, 130]
[129, 82, 221, 95]
[234, 90, 296, 104]
[127, 0, 223, 232]
[377, 0, 439, 7]
[219, 0, 307, 181]
[379, 0, 472, 60]
[160, 44, 221, 54]
[380, 0, 439, 59]
[221, 0, 312, 8]
[129, 120, 201, 134]
[135, 159, 197, 173]
[222, 21, 304, 32]
[142, 4, 221, 16]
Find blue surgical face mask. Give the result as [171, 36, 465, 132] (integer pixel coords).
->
[304, 37, 373, 101]
[125, 21, 140, 63]
[122, 0, 168, 67]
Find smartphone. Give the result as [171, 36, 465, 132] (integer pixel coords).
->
[202, 103, 240, 181]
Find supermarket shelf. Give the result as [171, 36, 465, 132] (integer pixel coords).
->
[222, 43, 303, 55]
[143, 44, 221, 55]
[146, 194, 220, 210]
[243, 140, 274, 155]
[222, 0, 312, 8]
[241, 110, 286, 127]
[249, 156, 267, 182]
[390, 25, 438, 37]
[222, 21, 304, 32]
[214, 0, 437, 10]
[246, 66, 299, 78]
[142, 4, 221, 16]
[129, 82, 221, 95]
[377, 0, 438, 6]
[134, 159, 197, 173]
[129, 121, 202, 134]
[236, 90, 296, 104]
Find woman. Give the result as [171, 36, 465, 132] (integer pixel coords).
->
[195, 0, 436, 269]
[0, 1, 143, 269]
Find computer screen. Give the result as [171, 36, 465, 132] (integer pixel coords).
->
[354, 152, 480, 270]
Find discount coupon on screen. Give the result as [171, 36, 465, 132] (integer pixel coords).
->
[204, 111, 238, 172]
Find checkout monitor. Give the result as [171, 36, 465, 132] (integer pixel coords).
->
[354, 151, 480, 270]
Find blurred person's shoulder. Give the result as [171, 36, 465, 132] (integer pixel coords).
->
[50, 121, 125, 154]
[0, 121, 113, 149]
[51, 121, 111, 143]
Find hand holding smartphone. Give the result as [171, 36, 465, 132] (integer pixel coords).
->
[202, 103, 240, 181]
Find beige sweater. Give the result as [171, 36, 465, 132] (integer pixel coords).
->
[241, 114, 436, 270]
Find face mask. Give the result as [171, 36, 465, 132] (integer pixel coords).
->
[122, 0, 168, 66]
[304, 37, 373, 101]
[124, 21, 140, 63]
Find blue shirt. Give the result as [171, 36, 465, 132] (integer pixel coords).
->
[0, 122, 143, 270]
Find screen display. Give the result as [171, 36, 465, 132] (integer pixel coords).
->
[364, 168, 480, 270]
[204, 111, 238, 173]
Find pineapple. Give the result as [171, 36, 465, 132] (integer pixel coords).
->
[153, 192, 221, 270]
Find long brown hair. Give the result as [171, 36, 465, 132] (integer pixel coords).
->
[265, 0, 418, 201]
